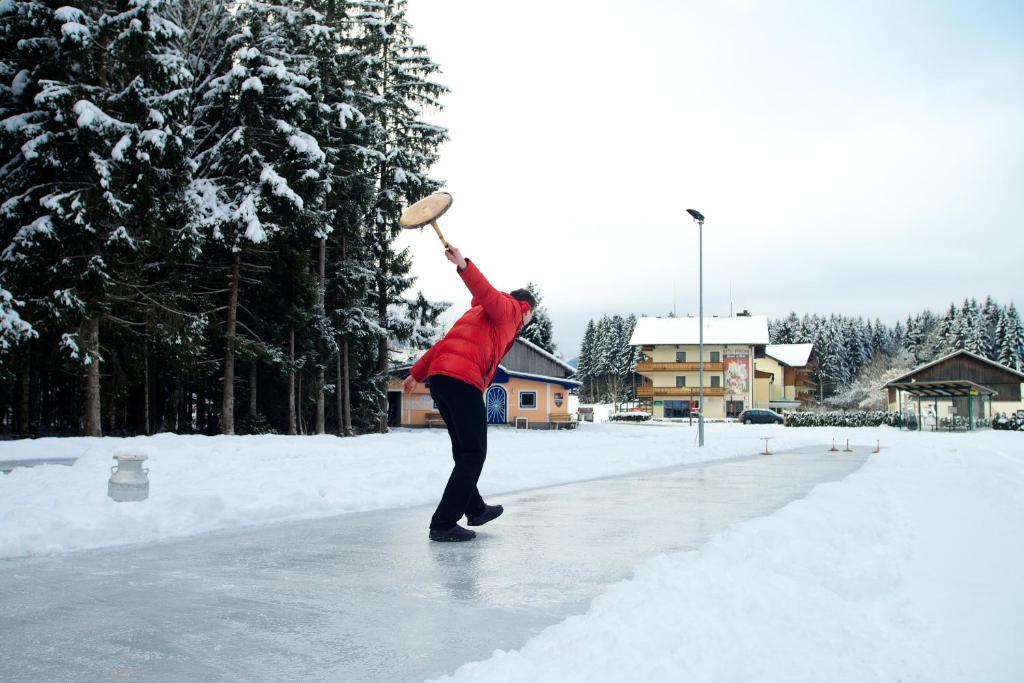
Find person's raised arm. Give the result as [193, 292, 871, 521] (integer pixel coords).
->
[409, 344, 438, 383]
[445, 246, 519, 323]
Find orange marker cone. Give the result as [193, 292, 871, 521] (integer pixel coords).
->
[829, 438, 838, 452]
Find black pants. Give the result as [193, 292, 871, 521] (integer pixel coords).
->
[428, 374, 488, 530]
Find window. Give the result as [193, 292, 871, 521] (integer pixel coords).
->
[710, 351, 720, 363]
[676, 351, 686, 362]
[664, 400, 688, 418]
[711, 376, 720, 388]
[675, 376, 686, 388]
[519, 391, 537, 409]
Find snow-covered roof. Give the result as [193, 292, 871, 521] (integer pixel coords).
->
[886, 349, 1024, 385]
[515, 337, 576, 374]
[629, 316, 770, 346]
[765, 343, 814, 367]
[500, 367, 582, 388]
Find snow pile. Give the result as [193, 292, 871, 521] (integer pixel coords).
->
[3, 423, 859, 559]
[434, 434, 1024, 683]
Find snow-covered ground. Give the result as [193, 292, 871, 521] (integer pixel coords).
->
[3, 424, 1022, 680]
[434, 430, 1024, 683]
[1, 422, 858, 559]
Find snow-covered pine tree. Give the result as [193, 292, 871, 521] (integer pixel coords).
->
[519, 282, 555, 354]
[328, 221, 377, 435]
[937, 303, 958, 355]
[1, 0, 192, 436]
[981, 295, 1000, 360]
[617, 314, 640, 400]
[188, 0, 330, 434]
[603, 315, 626, 402]
[918, 309, 942, 361]
[947, 298, 980, 356]
[302, 0, 374, 435]
[401, 290, 448, 349]
[274, 1, 354, 435]
[779, 312, 799, 344]
[850, 317, 869, 370]
[576, 318, 596, 402]
[816, 316, 850, 395]
[871, 318, 890, 356]
[797, 313, 818, 345]
[902, 315, 921, 363]
[353, 0, 447, 432]
[995, 303, 1024, 370]
[891, 320, 905, 356]
[591, 316, 612, 401]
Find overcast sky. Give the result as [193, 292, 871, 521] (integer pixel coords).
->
[400, 0, 1024, 358]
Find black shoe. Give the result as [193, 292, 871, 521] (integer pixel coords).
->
[429, 524, 477, 542]
[466, 504, 503, 527]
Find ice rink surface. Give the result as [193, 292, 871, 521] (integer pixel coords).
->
[0, 446, 867, 682]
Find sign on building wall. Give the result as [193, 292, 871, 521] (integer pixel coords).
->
[724, 350, 750, 395]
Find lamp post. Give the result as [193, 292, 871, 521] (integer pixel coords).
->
[686, 208, 705, 447]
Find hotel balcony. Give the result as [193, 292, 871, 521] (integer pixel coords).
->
[636, 386, 727, 397]
[635, 361, 725, 373]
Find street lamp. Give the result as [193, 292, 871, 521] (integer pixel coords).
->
[686, 209, 705, 447]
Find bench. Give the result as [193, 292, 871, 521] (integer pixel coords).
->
[424, 411, 446, 428]
[550, 413, 576, 430]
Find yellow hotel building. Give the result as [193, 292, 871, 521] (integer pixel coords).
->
[629, 315, 770, 419]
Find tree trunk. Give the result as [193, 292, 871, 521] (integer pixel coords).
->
[316, 237, 326, 434]
[376, 187, 390, 433]
[107, 377, 116, 435]
[169, 380, 181, 433]
[343, 340, 353, 435]
[84, 317, 102, 437]
[338, 235, 353, 437]
[18, 346, 30, 435]
[249, 362, 258, 423]
[221, 252, 240, 435]
[143, 339, 151, 435]
[342, 348, 350, 438]
[288, 327, 297, 435]
[183, 385, 192, 433]
[316, 367, 325, 434]
[197, 382, 207, 435]
[297, 370, 305, 435]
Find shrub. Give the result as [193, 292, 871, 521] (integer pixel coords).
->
[784, 410, 902, 428]
[610, 412, 652, 422]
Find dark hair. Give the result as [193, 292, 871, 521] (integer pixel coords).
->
[509, 288, 537, 310]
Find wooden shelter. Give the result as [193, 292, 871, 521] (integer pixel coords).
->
[884, 350, 1024, 431]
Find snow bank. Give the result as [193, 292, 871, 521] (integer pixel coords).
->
[3, 423, 861, 559]
[433, 432, 1024, 683]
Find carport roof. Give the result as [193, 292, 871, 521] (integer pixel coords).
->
[885, 380, 998, 398]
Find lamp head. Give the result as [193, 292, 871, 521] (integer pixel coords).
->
[686, 209, 705, 223]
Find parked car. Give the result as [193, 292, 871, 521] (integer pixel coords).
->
[737, 409, 784, 425]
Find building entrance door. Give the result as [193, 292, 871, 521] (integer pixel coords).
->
[485, 385, 507, 425]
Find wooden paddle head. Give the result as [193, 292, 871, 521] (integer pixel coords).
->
[399, 192, 452, 229]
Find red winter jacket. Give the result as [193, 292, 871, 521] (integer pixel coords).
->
[410, 259, 531, 393]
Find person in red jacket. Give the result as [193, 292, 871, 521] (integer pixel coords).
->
[403, 245, 535, 542]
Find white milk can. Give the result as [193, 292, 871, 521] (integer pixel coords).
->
[108, 453, 149, 502]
